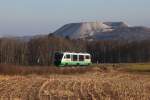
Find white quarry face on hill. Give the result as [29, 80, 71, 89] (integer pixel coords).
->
[54, 21, 114, 39]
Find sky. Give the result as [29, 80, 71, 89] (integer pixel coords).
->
[0, 0, 150, 36]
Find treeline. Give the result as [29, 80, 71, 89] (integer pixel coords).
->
[0, 36, 86, 66]
[87, 40, 150, 63]
[0, 36, 150, 66]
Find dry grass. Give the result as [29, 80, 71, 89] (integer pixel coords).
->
[0, 64, 101, 75]
[0, 67, 150, 100]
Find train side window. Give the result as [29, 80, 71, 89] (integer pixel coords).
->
[65, 54, 70, 59]
[73, 55, 78, 61]
[85, 55, 90, 59]
[79, 55, 84, 61]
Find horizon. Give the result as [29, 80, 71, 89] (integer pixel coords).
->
[0, 0, 150, 36]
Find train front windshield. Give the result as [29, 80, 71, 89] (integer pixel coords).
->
[55, 53, 63, 61]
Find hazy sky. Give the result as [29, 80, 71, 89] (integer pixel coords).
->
[0, 0, 150, 36]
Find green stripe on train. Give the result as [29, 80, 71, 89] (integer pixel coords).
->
[59, 61, 91, 66]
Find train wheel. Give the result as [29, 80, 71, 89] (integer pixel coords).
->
[77, 63, 80, 66]
[65, 63, 68, 66]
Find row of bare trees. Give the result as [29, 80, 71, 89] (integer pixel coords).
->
[0, 36, 150, 66]
[27, 36, 86, 65]
[0, 38, 28, 65]
[0, 36, 86, 66]
[87, 40, 150, 63]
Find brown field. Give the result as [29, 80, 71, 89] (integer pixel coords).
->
[0, 64, 150, 100]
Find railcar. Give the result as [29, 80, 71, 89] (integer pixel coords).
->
[54, 52, 92, 66]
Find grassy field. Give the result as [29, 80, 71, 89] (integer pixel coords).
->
[124, 63, 150, 72]
[0, 64, 150, 100]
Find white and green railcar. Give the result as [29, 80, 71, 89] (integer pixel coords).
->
[54, 52, 92, 66]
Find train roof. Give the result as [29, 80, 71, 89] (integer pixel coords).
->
[64, 52, 90, 55]
[56, 52, 90, 55]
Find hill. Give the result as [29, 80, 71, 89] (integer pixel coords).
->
[53, 21, 150, 41]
